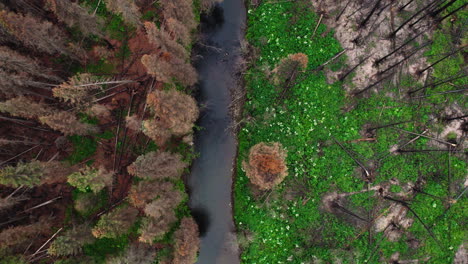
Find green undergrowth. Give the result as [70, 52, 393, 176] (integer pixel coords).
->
[235, 1, 467, 263]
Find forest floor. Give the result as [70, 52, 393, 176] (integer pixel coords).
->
[234, 0, 467, 263]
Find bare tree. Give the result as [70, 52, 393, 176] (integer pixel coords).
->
[0, 96, 54, 119]
[48, 224, 95, 256]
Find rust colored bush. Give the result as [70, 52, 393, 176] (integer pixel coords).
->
[273, 53, 308, 84]
[127, 151, 187, 180]
[173, 217, 200, 264]
[242, 142, 288, 190]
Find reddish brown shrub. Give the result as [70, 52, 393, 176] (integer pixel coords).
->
[273, 53, 308, 84]
[242, 142, 288, 190]
[173, 217, 200, 264]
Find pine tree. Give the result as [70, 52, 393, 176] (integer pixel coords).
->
[0, 10, 74, 58]
[0, 161, 44, 188]
[0, 194, 28, 211]
[104, 0, 142, 27]
[125, 115, 142, 131]
[0, 69, 54, 96]
[106, 243, 157, 264]
[0, 46, 62, 83]
[48, 224, 95, 256]
[173, 217, 200, 264]
[138, 212, 177, 244]
[242, 142, 288, 190]
[144, 22, 189, 60]
[52, 73, 108, 106]
[141, 119, 172, 146]
[0, 96, 54, 119]
[127, 151, 187, 180]
[45, 0, 104, 38]
[200, 0, 222, 12]
[74, 192, 100, 215]
[146, 89, 198, 137]
[67, 166, 113, 193]
[128, 181, 174, 208]
[160, 0, 196, 31]
[141, 54, 198, 86]
[165, 18, 191, 47]
[92, 206, 139, 239]
[143, 188, 184, 218]
[0, 219, 51, 249]
[39, 111, 100, 136]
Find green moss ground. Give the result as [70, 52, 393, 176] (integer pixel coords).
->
[235, 1, 467, 263]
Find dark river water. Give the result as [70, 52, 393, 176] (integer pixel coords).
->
[187, 0, 245, 263]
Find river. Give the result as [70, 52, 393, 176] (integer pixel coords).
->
[187, 0, 245, 263]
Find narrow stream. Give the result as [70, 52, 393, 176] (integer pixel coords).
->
[187, 0, 245, 263]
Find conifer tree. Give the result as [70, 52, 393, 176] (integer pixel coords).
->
[104, 0, 142, 27]
[45, 0, 104, 38]
[0, 96, 54, 119]
[128, 181, 174, 208]
[165, 18, 191, 47]
[143, 188, 183, 218]
[173, 217, 200, 264]
[0, 10, 74, 57]
[0, 194, 28, 211]
[127, 151, 187, 180]
[141, 54, 198, 86]
[0, 161, 44, 188]
[48, 224, 95, 256]
[92, 206, 139, 239]
[52, 73, 108, 106]
[39, 111, 100, 136]
[106, 243, 157, 264]
[0, 219, 51, 249]
[138, 212, 177, 244]
[160, 0, 196, 31]
[146, 89, 199, 137]
[0, 46, 62, 83]
[67, 166, 113, 193]
[144, 22, 188, 60]
[74, 192, 100, 215]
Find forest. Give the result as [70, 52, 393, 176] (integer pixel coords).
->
[0, 0, 221, 263]
[0, 0, 467, 263]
